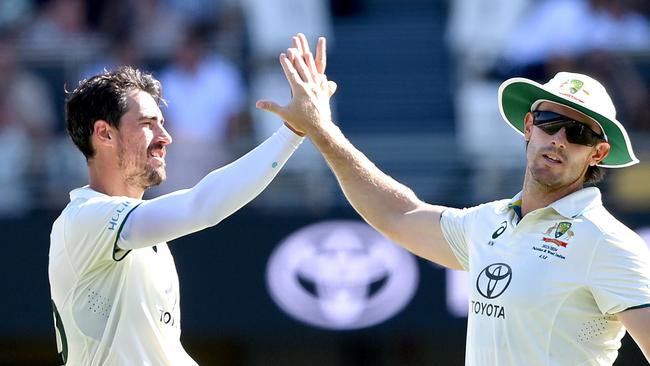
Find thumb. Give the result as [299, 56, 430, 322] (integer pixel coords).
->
[327, 81, 337, 97]
[256, 100, 286, 117]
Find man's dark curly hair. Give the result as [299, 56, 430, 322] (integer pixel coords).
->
[65, 66, 163, 160]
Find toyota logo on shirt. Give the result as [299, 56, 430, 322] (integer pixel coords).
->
[476, 263, 512, 299]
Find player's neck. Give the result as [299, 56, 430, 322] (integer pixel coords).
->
[520, 170, 583, 217]
[88, 160, 145, 199]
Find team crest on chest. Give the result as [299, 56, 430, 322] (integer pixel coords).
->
[532, 221, 574, 261]
[542, 222, 574, 247]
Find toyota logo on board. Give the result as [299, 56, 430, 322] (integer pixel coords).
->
[266, 220, 419, 330]
[476, 263, 512, 299]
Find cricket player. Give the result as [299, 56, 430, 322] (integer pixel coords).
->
[48, 66, 305, 365]
[258, 34, 650, 365]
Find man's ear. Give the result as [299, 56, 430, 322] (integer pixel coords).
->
[93, 120, 114, 147]
[589, 142, 611, 166]
[523, 112, 534, 141]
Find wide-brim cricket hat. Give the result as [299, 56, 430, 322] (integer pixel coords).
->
[498, 71, 639, 168]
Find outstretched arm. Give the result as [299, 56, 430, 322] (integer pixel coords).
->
[303, 118, 460, 269]
[118, 125, 302, 249]
[257, 34, 462, 269]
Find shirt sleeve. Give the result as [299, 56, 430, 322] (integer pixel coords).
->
[64, 197, 141, 272]
[588, 233, 650, 315]
[118, 125, 303, 249]
[440, 207, 477, 271]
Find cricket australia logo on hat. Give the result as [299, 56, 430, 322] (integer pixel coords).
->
[558, 79, 590, 102]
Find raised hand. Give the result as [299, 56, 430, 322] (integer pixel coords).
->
[256, 33, 337, 136]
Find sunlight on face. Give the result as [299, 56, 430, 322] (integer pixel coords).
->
[525, 102, 605, 190]
[115, 90, 171, 190]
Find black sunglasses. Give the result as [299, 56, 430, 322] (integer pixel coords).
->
[532, 111, 606, 147]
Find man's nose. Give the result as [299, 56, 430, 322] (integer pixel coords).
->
[157, 125, 172, 145]
[549, 126, 567, 148]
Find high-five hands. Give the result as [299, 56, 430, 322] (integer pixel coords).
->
[256, 33, 337, 137]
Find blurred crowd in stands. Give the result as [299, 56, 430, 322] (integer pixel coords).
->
[0, 0, 334, 216]
[1, 0, 650, 217]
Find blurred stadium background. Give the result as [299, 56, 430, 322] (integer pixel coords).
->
[2, 0, 650, 364]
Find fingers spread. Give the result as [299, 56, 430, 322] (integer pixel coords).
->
[305, 51, 318, 80]
[255, 100, 285, 118]
[288, 48, 313, 84]
[315, 37, 327, 74]
[292, 36, 303, 55]
[279, 53, 304, 89]
[298, 33, 311, 55]
[294, 34, 318, 80]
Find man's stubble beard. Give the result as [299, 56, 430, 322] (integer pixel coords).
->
[117, 143, 166, 190]
[527, 157, 588, 193]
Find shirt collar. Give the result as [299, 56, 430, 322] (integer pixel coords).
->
[70, 186, 104, 201]
[506, 192, 523, 221]
[504, 187, 602, 219]
[548, 187, 602, 218]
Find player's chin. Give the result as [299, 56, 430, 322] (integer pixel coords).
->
[145, 167, 166, 188]
[530, 165, 564, 187]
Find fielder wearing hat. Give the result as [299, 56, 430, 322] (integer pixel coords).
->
[260, 34, 650, 366]
[499, 71, 638, 168]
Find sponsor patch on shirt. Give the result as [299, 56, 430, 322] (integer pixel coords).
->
[107, 201, 132, 231]
[532, 221, 574, 261]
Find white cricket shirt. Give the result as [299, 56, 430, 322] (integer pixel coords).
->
[441, 187, 650, 366]
[49, 187, 197, 365]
